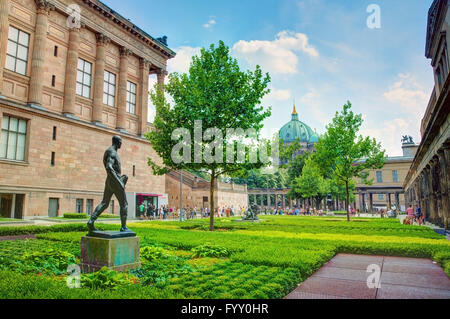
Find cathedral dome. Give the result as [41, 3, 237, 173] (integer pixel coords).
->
[279, 104, 319, 144]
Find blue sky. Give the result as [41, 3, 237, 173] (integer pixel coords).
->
[103, 0, 434, 156]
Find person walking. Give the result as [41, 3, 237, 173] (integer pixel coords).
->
[415, 204, 423, 226]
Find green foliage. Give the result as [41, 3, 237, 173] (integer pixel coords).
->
[21, 249, 76, 275]
[293, 158, 329, 201]
[140, 246, 168, 262]
[191, 244, 230, 258]
[63, 213, 89, 219]
[81, 267, 134, 290]
[0, 223, 114, 237]
[146, 40, 272, 231]
[1, 216, 449, 299]
[0, 270, 185, 299]
[314, 102, 386, 220]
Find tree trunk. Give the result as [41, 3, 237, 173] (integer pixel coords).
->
[345, 180, 350, 222]
[209, 169, 215, 231]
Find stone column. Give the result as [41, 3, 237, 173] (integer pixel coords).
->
[155, 68, 167, 118]
[0, 0, 9, 98]
[92, 33, 110, 125]
[156, 68, 167, 91]
[63, 25, 82, 117]
[116, 46, 132, 130]
[425, 165, 432, 221]
[28, 0, 54, 108]
[369, 193, 373, 213]
[358, 192, 363, 212]
[282, 195, 286, 210]
[289, 197, 293, 209]
[139, 58, 150, 136]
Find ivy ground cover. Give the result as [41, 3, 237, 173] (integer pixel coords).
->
[0, 216, 448, 299]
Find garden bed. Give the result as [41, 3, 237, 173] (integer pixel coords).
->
[0, 216, 448, 299]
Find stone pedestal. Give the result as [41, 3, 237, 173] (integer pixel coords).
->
[81, 235, 141, 273]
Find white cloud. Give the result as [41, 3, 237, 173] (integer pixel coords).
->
[360, 118, 420, 157]
[383, 73, 429, 114]
[232, 30, 319, 74]
[267, 87, 292, 101]
[203, 18, 216, 29]
[167, 46, 201, 74]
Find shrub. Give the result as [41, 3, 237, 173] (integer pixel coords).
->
[81, 267, 134, 290]
[191, 244, 230, 258]
[140, 246, 168, 262]
[63, 213, 89, 219]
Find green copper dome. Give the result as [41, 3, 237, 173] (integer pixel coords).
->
[279, 104, 319, 144]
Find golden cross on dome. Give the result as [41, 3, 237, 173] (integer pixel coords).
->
[292, 99, 297, 115]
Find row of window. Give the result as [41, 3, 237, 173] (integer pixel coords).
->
[5, 26, 137, 114]
[75, 199, 115, 215]
[375, 170, 399, 183]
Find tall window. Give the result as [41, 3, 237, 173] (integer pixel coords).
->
[126, 81, 136, 114]
[75, 199, 84, 214]
[378, 194, 384, 200]
[86, 199, 93, 215]
[103, 71, 116, 107]
[76, 58, 92, 98]
[6, 26, 30, 75]
[376, 171, 383, 183]
[1, 115, 27, 161]
[392, 170, 399, 183]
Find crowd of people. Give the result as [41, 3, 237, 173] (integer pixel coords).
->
[136, 201, 426, 227]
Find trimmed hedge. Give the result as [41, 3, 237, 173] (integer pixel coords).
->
[0, 223, 116, 237]
[63, 213, 89, 219]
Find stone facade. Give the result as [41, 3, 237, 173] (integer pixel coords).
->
[165, 170, 248, 212]
[404, 0, 450, 229]
[0, 0, 174, 218]
[354, 143, 417, 212]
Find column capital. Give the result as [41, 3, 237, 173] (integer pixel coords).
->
[120, 46, 133, 57]
[35, 0, 55, 14]
[68, 22, 85, 31]
[139, 58, 151, 69]
[95, 33, 110, 46]
[157, 68, 168, 76]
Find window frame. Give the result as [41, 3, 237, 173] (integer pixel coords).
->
[103, 70, 116, 107]
[76, 58, 92, 99]
[5, 26, 30, 76]
[392, 170, 399, 183]
[1, 115, 28, 162]
[376, 171, 383, 183]
[126, 81, 137, 114]
[75, 198, 84, 214]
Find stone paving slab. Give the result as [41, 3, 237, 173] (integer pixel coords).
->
[285, 254, 450, 299]
[380, 271, 450, 290]
[376, 284, 450, 299]
[286, 276, 377, 299]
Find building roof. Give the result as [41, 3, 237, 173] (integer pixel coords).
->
[279, 103, 319, 144]
[81, 0, 176, 58]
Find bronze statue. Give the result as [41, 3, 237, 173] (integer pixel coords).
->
[87, 135, 132, 234]
[242, 204, 260, 221]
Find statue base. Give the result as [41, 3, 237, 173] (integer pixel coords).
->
[81, 235, 141, 273]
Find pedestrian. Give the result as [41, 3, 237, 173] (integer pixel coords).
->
[415, 204, 423, 226]
[139, 202, 145, 220]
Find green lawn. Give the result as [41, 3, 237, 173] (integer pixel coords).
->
[0, 216, 449, 299]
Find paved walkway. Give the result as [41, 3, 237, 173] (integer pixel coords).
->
[285, 254, 450, 299]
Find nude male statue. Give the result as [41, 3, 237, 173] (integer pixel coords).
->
[87, 135, 131, 233]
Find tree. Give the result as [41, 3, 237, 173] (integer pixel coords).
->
[329, 177, 355, 210]
[146, 41, 272, 231]
[315, 101, 385, 221]
[293, 158, 327, 211]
